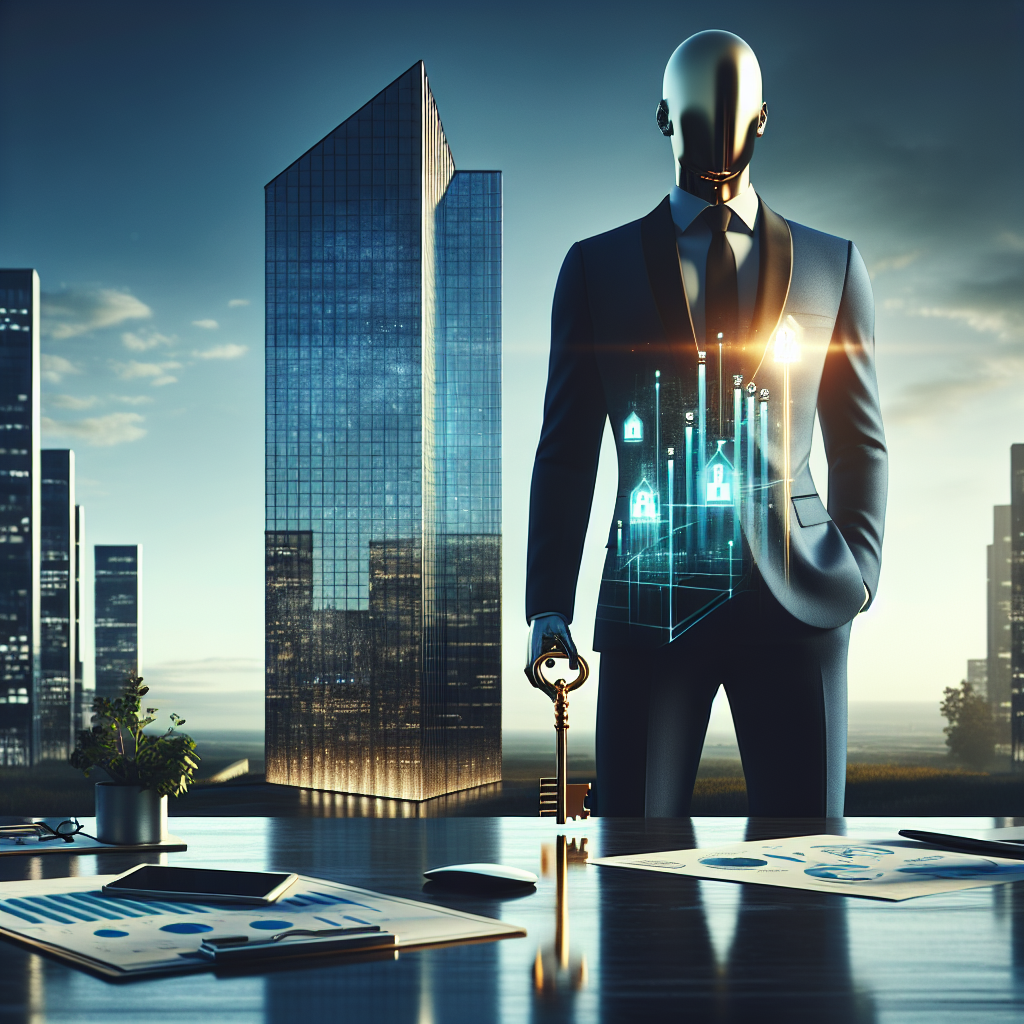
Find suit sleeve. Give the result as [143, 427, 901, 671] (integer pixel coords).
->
[817, 241, 888, 607]
[525, 242, 608, 623]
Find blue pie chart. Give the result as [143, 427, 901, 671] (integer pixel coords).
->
[700, 857, 768, 869]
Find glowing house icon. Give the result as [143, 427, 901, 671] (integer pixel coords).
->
[630, 478, 658, 521]
[705, 442, 733, 504]
[623, 411, 643, 443]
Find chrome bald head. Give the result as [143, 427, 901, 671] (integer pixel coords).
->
[658, 30, 767, 202]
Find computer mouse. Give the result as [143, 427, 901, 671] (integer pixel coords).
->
[423, 863, 538, 892]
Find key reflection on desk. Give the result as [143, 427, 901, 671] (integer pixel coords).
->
[532, 836, 588, 994]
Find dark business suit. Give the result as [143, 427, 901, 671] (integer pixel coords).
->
[526, 195, 887, 817]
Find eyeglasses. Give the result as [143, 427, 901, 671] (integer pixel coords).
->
[0, 819, 87, 844]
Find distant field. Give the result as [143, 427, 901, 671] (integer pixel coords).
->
[3, 717, 1019, 819]
[690, 763, 1024, 816]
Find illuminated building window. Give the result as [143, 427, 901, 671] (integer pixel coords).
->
[773, 325, 800, 363]
[705, 441, 734, 504]
[630, 478, 659, 521]
[623, 411, 643, 442]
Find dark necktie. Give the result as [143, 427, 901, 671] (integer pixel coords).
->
[702, 204, 739, 345]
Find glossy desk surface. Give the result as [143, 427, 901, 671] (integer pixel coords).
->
[1, 816, 1022, 1023]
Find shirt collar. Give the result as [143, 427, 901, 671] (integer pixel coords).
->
[669, 183, 759, 234]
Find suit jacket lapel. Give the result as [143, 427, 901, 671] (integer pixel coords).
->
[640, 197, 699, 385]
[640, 193, 792, 400]
[750, 197, 793, 352]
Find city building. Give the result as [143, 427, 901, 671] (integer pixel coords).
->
[94, 545, 141, 699]
[0, 269, 40, 766]
[987, 504, 1013, 742]
[966, 658, 988, 700]
[73, 505, 87, 729]
[39, 449, 76, 760]
[264, 62, 502, 800]
[1011, 444, 1024, 768]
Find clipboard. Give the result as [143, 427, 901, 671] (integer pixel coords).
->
[0, 871, 525, 980]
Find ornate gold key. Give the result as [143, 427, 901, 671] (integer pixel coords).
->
[526, 641, 591, 824]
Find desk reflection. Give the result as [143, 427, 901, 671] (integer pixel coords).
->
[2, 817, 1023, 1024]
[531, 835, 588, 1024]
[597, 819, 877, 1023]
[262, 818, 503, 1024]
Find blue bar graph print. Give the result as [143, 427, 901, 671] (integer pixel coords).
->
[0, 891, 214, 926]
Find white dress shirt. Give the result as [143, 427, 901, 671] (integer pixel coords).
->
[669, 184, 760, 346]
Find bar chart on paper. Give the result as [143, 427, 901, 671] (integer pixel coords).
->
[0, 874, 524, 977]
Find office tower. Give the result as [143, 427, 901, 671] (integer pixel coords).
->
[0, 269, 40, 766]
[73, 505, 87, 728]
[265, 62, 502, 800]
[988, 505, 1013, 744]
[966, 659, 988, 701]
[1011, 444, 1024, 767]
[94, 545, 141, 699]
[39, 449, 76, 760]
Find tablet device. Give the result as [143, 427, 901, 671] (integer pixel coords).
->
[101, 865, 299, 905]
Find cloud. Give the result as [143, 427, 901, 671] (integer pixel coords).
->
[195, 343, 247, 360]
[114, 394, 153, 406]
[867, 251, 919, 280]
[192, 319, 219, 330]
[112, 359, 181, 386]
[885, 260, 1024, 344]
[886, 336, 1024, 423]
[228, 299, 250, 308]
[40, 353, 81, 383]
[41, 412, 146, 446]
[47, 394, 99, 410]
[122, 330, 173, 352]
[139, 657, 264, 732]
[42, 287, 151, 340]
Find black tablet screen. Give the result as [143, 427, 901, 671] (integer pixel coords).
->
[108, 866, 291, 899]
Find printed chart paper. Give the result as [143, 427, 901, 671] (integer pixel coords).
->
[0, 873, 525, 978]
[592, 834, 1024, 900]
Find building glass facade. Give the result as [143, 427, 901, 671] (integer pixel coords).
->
[74, 505, 86, 728]
[94, 545, 141, 699]
[39, 449, 76, 760]
[265, 62, 501, 800]
[988, 504, 1013, 743]
[1011, 444, 1024, 767]
[0, 269, 40, 766]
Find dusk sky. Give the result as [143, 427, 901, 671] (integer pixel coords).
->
[1, 1, 1021, 734]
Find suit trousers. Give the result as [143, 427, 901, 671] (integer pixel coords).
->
[595, 571, 852, 818]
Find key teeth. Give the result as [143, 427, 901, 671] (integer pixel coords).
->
[538, 779, 591, 819]
[565, 782, 592, 821]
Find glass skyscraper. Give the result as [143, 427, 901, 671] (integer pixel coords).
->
[39, 449, 76, 760]
[74, 504, 86, 729]
[0, 269, 40, 766]
[265, 61, 502, 800]
[94, 545, 141, 699]
[1011, 444, 1023, 768]
[988, 504, 1012, 738]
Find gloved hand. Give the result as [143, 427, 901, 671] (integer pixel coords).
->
[526, 613, 578, 673]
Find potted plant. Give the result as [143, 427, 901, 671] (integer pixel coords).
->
[69, 674, 200, 845]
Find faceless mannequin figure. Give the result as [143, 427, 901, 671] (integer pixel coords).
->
[526, 30, 887, 817]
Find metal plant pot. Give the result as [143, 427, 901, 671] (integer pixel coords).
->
[95, 783, 167, 845]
